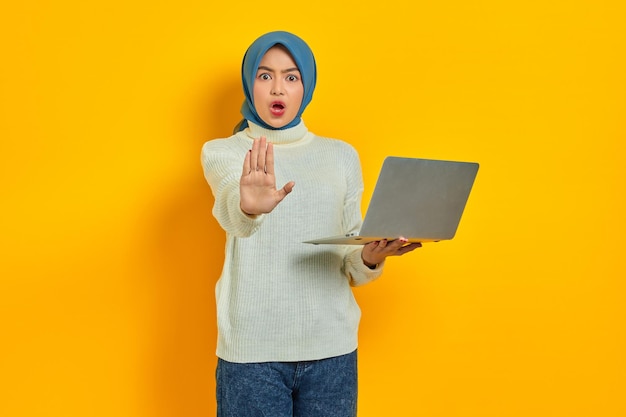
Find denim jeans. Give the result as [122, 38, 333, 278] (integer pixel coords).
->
[216, 350, 357, 417]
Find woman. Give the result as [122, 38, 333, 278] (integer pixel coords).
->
[201, 30, 420, 417]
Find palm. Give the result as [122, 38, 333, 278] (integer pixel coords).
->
[240, 136, 294, 215]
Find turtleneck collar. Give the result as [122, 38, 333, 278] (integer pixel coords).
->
[243, 119, 310, 145]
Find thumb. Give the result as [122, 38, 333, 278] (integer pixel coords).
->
[279, 181, 295, 198]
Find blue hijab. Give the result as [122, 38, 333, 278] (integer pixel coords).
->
[234, 31, 317, 133]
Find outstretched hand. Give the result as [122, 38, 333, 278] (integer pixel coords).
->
[240, 136, 295, 215]
[361, 237, 422, 268]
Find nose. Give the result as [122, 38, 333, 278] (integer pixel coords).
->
[270, 79, 284, 95]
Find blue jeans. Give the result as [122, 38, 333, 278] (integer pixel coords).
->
[216, 350, 357, 417]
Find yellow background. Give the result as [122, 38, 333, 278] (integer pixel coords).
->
[1, 1, 625, 416]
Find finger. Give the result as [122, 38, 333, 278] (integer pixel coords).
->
[364, 241, 379, 252]
[279, 181, 295, 197]
[249, 138, 259, 172]
[386, 238, 406, 250]
[242, 149, 252, 176]
[265, 141, 275, 175]
[397, 243, 422, 255]
[257, 136, 267, 171]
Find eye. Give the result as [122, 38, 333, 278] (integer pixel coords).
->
[258, 73, 271, 80]
[286, 74, 299, 82]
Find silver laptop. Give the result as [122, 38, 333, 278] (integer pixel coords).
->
[303, 156, 479, 245]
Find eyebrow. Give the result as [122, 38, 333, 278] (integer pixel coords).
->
[257, 65, 300, 74]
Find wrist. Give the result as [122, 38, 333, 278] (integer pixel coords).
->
[240, 206, 258, 218]
[361, 256, 378, 269]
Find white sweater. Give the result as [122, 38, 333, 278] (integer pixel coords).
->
[201, 120, 383, 363]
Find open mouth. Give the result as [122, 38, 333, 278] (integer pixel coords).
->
[270, 101, 286, 115]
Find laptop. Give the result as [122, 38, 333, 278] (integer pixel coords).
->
[303, 156, 479, 245]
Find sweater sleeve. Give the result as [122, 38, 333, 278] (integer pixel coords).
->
[339, 145, 384, 286]
[201, 138, 265, 237]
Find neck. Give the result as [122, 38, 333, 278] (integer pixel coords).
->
[244, 120, 308, 144]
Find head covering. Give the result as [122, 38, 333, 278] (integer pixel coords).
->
[234, 31, 317, 133]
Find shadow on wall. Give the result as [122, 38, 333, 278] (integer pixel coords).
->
[146, 74, 242, 416]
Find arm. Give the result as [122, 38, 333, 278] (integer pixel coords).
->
[339, 148, 421, 285]
[201, 138, 263, 238]
[338, 147, 384, 286]
[201, 136, 294, 237]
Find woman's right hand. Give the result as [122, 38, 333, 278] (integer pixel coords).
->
[240, 136, 295, 215]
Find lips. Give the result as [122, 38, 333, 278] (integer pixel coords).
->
[270, 101, 286, 116]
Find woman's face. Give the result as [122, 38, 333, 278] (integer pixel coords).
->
[253, 45, 304, 128]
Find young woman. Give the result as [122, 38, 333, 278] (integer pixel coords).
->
[201, 31, 420, 417]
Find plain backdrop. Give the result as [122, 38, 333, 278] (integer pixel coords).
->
[1, 1, 625, 416]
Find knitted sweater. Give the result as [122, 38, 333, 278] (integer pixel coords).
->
[201, 120, 383, 363]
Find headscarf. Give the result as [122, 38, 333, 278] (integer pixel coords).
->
[234, 31, 317, 133]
